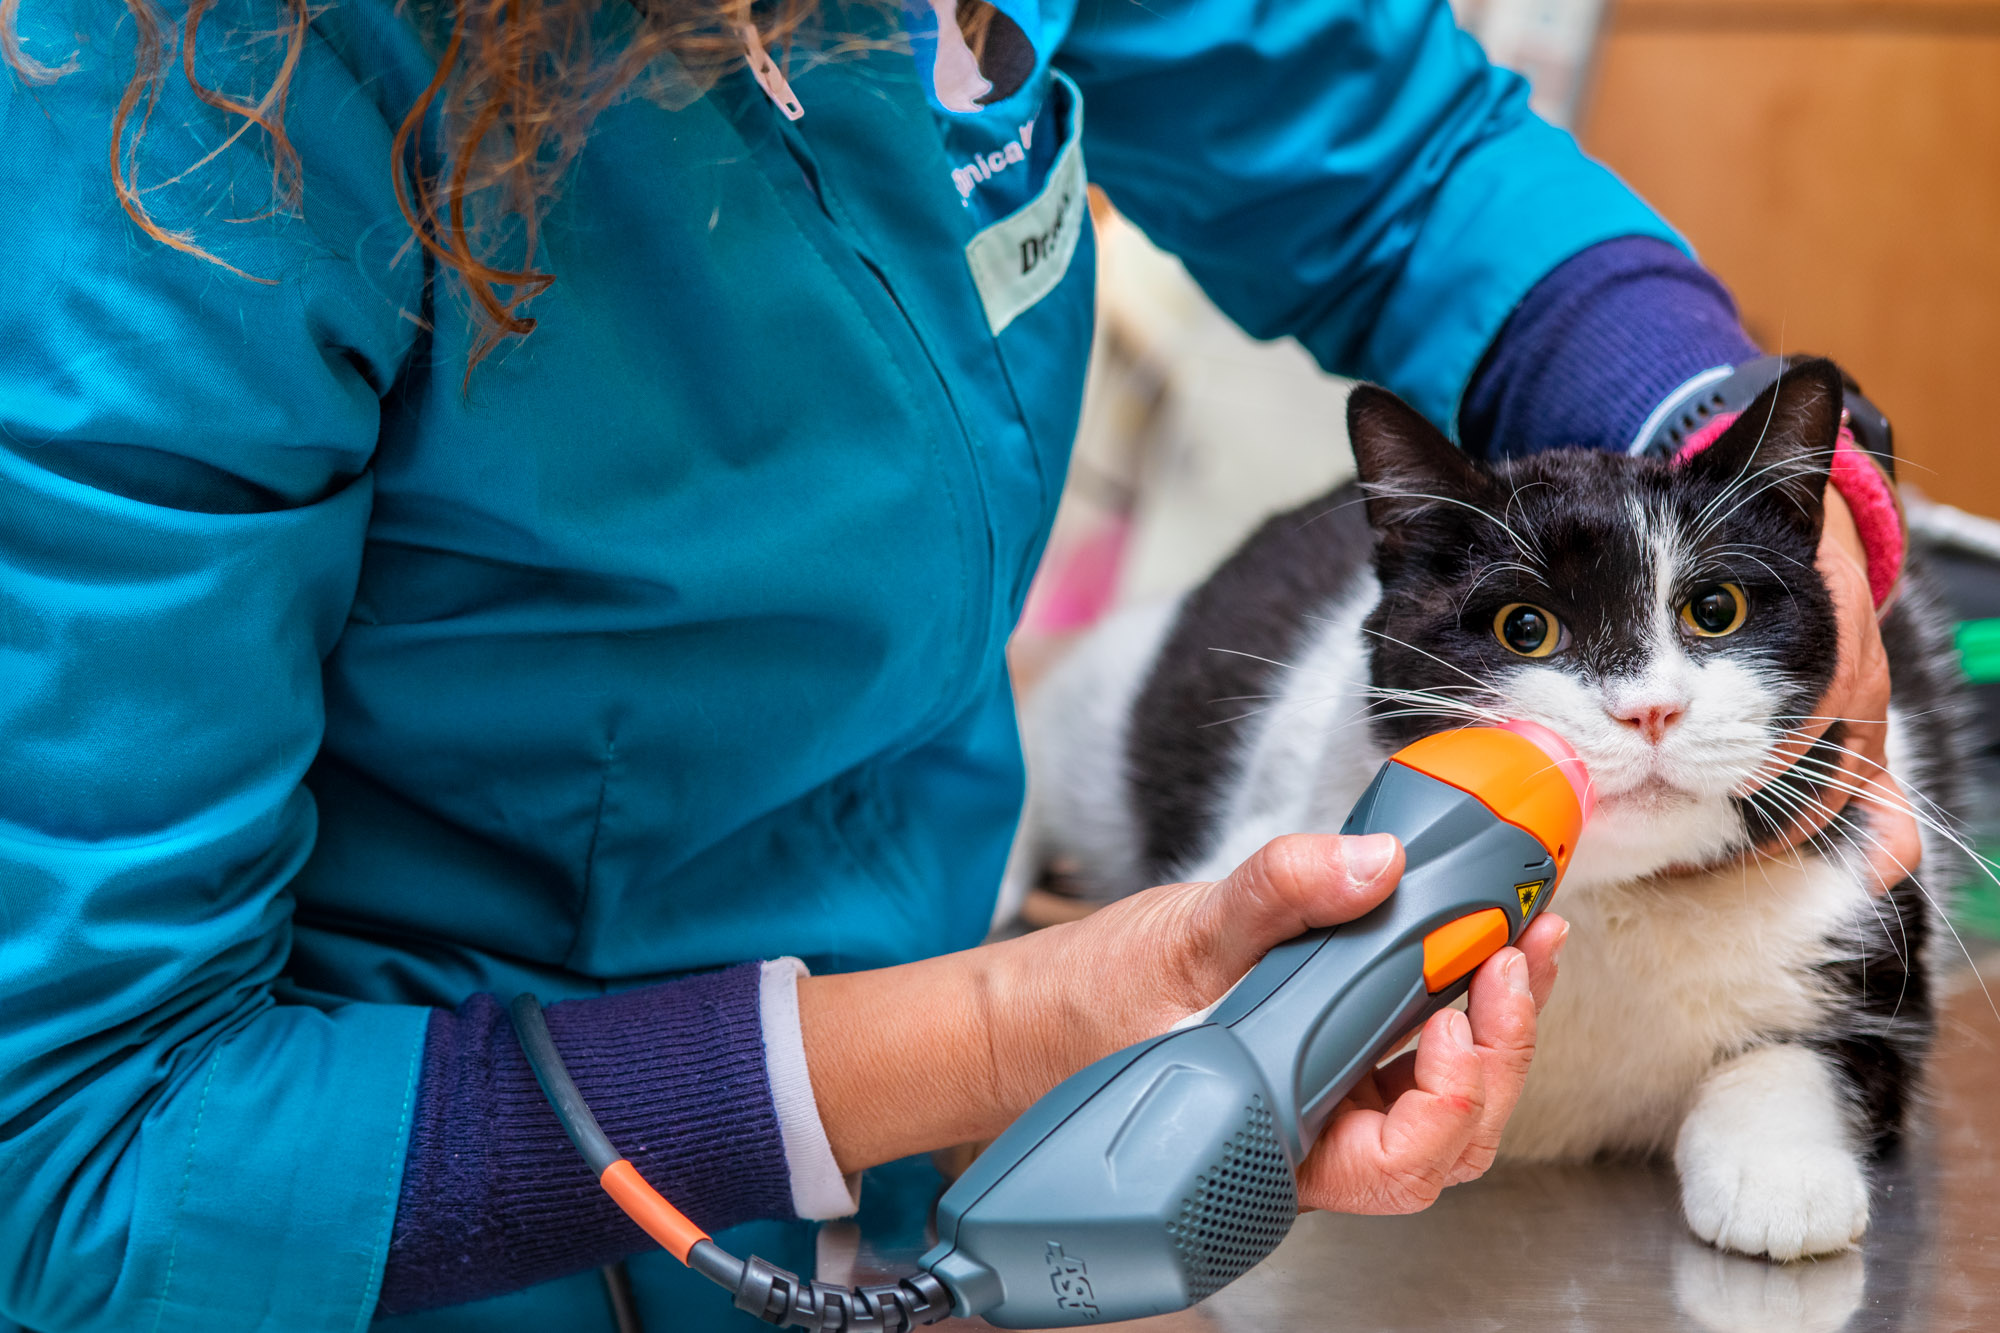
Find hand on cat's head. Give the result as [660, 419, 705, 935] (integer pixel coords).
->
[1342, 358, 1918, 891]
[1749, 484, 1920, 892]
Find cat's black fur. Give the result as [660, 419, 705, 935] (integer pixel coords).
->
[1809, 561, 1971, 1149]
[1126, 490, 1374, 877]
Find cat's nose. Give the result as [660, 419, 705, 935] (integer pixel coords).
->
[1611, 700, 1687, 744]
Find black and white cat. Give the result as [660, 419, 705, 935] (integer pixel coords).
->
[1010, 359, 1973, 1261]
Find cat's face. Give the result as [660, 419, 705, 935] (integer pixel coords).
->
[1348, 362, 1846, 886]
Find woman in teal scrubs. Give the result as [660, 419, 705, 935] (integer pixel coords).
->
[1, 0, 1894, 1328]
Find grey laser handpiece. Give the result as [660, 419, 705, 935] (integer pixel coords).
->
[917, 721, 1592, 1327]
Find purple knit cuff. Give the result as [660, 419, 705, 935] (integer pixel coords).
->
[1459, 235, 1760, 459]
[377, 963, 796, 1316]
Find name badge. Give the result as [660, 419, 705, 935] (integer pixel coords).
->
[964, 121, 1086, 336]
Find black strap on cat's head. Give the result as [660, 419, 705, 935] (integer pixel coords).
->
[1629, 354, 1894, 474]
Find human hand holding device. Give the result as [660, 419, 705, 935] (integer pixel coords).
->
[518, 726, 1577, 1328]
[798, 832, 1565, 1213]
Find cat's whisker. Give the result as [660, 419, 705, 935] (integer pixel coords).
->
[1195, 691, 1480, 735]
[1699, 541, 1813, 574]
[1358, 626, 1498, 693]
[1204, 646, 1297, 671]
[1758, 754, 2000, 999]
[1203, 646, 1357, 690]
[1686, 444, 1839, 539]
[1364, 702, 1501, 723]
[1362, 703, 1499, 724]
[1197, 708, 1274, 729]
[1456, 560, 1542, 616]
[1693, 547, 1792, 592]
[1746, 778, 1955, 1016]
[1359, 484, 1537, 562]
[1298, 492, 1376, 529]
[1502, 482, 1554, 566]
[1755, 790, 1914, 995]
[1753, 775, 1997, 1022]
[1781, 742, 1975, 849]
[1688, 449, 1842, 547]
[1760, 792, 1928, 1012]
[1359, 684, 1503, 715]
[1785, 705, 1959, 726]
[1750, 777, 1913, 969]
[1770, 752, 1971, 862]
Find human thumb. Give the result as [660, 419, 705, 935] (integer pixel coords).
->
[1179, 832, 1404, 1000]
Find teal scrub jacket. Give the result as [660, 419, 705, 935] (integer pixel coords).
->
[0, 0, 1677, 1327]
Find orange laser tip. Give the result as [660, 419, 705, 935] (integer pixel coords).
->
[1390, 725, 1589, 871]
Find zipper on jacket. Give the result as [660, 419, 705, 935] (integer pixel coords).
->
[755, 96, 1001, 746]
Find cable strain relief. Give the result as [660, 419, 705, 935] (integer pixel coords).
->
[892, 1271, 955, 1326]
[717, 1252, 954, 1331]
[687, 1239, 746, 1292]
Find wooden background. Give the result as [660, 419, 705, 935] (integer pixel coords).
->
[1581, 0, 2000, 517]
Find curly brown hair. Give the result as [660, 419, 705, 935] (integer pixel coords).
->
[2, 0, 994, 366]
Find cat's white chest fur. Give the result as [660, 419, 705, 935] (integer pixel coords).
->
[1501, 853, 1860, 1161]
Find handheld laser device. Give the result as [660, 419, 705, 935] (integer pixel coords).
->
[512, 721, 1591, 1332]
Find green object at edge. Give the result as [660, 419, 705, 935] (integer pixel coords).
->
[1958, 618, 2000, 685]
[1951, 621, 2000, 939]
[1963, 876, 2000, 942]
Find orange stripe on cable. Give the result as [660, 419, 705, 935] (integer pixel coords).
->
[599, 1159, 710, 1262]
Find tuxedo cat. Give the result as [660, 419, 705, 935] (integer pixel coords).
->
[1011, 359, 1974, 1260]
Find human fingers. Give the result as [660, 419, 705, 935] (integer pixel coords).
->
[985, 833, 1405, 1113]
[1437, 947, 1545, 1184]
[1748, 486, 1892, 852]
[1372, 949, 1544, 1185]
[1516, 911, 1568, 1009]
[1851, 768, 1924, 893]
[1169, 833, 1405, 1007]
[1295, 1008, 1486, 1214]
[1371, 909, 1567, 1099]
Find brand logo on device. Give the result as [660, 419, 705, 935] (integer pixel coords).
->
[1045, 1242, 1099, 1319]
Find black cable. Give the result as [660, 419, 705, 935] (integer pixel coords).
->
[509, 994, 621, 1175]
[507, 994, 955, 1332]
[600, 1261, 645, 1333]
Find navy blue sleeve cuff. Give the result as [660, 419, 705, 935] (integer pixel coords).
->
[1458, 236, 1760, 459]
[377, 963, 795, 1316]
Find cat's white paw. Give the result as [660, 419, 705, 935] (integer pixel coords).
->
[1676, 1135, 1870, 1260]
[1675, 1044, 1870, 1261]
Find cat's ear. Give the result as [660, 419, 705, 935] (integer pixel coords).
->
[1346, 384, 1494, 539]
[1676, 358, 1844, 538]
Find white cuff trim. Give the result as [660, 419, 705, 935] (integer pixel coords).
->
[760, 957, 863, 1220]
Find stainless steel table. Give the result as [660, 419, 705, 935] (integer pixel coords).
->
[893, 947, 2000, 1332]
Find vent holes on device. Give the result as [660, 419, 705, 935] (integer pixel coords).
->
[1164, 1096, 1296, 1302]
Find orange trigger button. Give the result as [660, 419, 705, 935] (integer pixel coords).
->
[1421, 909, 1511, 994]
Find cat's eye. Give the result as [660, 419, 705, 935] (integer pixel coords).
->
[1679, 583, 1748, 638]
[1493, 603, 1561, 658]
